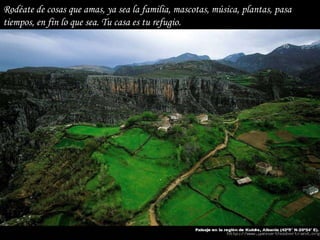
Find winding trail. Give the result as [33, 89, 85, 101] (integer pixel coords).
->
[148, 129, 229, 226]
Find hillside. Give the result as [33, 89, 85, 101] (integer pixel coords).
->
[68, 65, 114, 74]
[114, 60, 244, 77]
[1, 98, 319, 226]
[0, 68, 267, 193]
[299, 65, 320, 86]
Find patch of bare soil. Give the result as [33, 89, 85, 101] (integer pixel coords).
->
[276, 196, 314, 218]
[269, 169, 285, 177]
[306, 163, 320, 169]
[313, 192, 320, 200]
[307, 155, 320, 163]
[237, 131, 268, 150]
[276, 130, 295, 142]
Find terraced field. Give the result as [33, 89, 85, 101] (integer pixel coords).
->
[92, 146, 182, 211]
[66, 125, 120, 137]
[157, 166, 276, 225]
[58, 124, 184, 212]
[24, 98, 320, 226]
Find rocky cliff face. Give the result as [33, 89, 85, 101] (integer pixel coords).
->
[87, 75, 266, 114]
[0, 71, 266, 190]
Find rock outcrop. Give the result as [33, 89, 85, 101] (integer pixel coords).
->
[87, 75, 266, 114]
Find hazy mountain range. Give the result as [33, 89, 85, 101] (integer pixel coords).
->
[63, 40, 320, 76]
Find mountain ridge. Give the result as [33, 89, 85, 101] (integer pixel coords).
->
[221, 40, 320, 74]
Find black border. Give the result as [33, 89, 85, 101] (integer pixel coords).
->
[1, 226, 314, 240]
[0, 0, 319, 29]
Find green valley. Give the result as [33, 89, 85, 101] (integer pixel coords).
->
[1, 97, 319, 226]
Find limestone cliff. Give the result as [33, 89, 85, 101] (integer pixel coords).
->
[87, 75, 266, 114]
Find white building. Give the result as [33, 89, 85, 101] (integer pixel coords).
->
[303, 185, 319, 196]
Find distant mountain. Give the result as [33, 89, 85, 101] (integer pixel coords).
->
[6, 66, 107, 76]
[222, 53, 245, 63]
[114, 60, 244, 77]
[68, 65, 114, 74]
[156, 52, 210, 64]
[221, 41, 320, 74]
[7, 66, 67, 73]
[115, 53, 211, 69]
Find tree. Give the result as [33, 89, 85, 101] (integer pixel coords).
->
[181, 141, 201, 164]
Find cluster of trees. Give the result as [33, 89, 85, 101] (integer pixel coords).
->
[125, 111, 158, 128]
[255, 176, 294, 194]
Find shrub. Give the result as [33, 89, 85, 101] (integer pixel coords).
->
[255, 176, 294, 194]
[125, 111, 157, 127]
[125, 115, 141, 127]
[266, 139, 274, 145]
[96, 123, 104, 128]
[84, 139, 100, 153]
[185, 114, 197, 124]
[257, 120, 276, 130]
[141, 111, 158, 121]
[181, 141, 201, 164]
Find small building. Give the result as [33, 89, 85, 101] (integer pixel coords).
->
[196, 114, 209, 124]
[158, 125, 170, 132]
[303, 185, 319, 196]
[256, 162, 273, 175]
[236, 177, 252, 186]
[169, 113, 182, 122]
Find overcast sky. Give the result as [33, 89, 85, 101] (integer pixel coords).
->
[0, 30, 320, 71]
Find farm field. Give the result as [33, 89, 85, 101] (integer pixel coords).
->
[137, 137, 177, 160]
[275, 196, 314, 218]
[158, 183, 251, 226]
[190, 167, 277, 223]
[110, 127, 150, 152]
[5, 98, 320, 226]
[157, 162, 278, 226]
[237, 130, 268, 150]
[285, 123, 320, 138]
[92, 147, 182, 211]
[66, 125, 120, 137]
[265, 199, 320, 226]
[50, 100, 320, 226]
[158, 185, 217, 226]
[227, 138, 273, 163]
[54, 125, 184, 213]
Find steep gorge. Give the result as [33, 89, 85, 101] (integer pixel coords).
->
[0, 71, 266, 191]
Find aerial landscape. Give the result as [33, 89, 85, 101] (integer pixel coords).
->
[0, 30, 320, 226]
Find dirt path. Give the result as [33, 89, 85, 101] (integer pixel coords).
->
[229, 163, 239, 180]
[148, 130, 229, 226]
